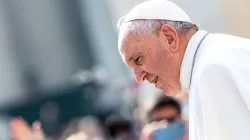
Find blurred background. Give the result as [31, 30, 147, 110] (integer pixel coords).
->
[0, 0, 248, 139]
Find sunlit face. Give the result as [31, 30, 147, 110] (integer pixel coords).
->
[118, 23, 182, 95]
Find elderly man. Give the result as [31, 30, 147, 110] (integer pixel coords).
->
[9, 0, 250, 140]
[118, 0, 250, 140]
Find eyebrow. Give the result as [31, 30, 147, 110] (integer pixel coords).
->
[128, 56, 135, 61]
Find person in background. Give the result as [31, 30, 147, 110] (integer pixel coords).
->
[59, 116, 104, 140]
[141, 95, 188, 140]
[10, 116, 105, 140]
[117, 0, 250, 139]
[10, 118, 45, 140]
[10, 0, 250, 139]
[105, 115, 136, 140]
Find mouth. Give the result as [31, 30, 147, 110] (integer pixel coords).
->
[149, 76, 162, 89]
[149, 76, 158, 84]
[153, 76, 158, 84]
[154, 77, 164, 90]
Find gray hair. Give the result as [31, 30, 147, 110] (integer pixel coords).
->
[118, 19, 198, 37]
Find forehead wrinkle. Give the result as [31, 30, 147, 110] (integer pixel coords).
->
[120, 35, 140, 56]
[118, 25, 152, 65]
[118, 22, 148, 51]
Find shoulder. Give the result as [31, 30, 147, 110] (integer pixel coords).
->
[194, 33, 250, 88]
[210, 33, 250, 53]
[199, 33, 250, 75]
[205, 33, 250, 51]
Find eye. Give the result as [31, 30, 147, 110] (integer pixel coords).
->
[134, 56, 143, 65]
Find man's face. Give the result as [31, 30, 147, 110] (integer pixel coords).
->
[151, 106, 180, 122]
[118, 24, 182, 95]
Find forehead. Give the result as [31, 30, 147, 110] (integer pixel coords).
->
[152, 107, 178, 117]
[118, 31, 150, 62]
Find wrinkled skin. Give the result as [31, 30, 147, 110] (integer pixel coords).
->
[119, 23, 193, 140]
[118, 23, 186, 95]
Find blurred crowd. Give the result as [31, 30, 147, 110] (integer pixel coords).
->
[0, 0, 243, 139]
[8, 91, 188, 140]
[62, 115, 136, 140]
[18, 106, 144, 140]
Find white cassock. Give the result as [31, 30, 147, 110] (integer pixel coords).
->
[180, 30, 250, 140]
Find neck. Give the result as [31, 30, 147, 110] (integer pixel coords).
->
[179, 29, 198, 62]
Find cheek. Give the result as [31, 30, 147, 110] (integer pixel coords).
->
[143, 55, 162, 73]
[143, 46, 171, 74]
[151, 52, 169, 74]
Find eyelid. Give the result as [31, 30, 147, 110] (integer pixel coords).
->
[134, 56, 143, 65]
[135, 56, 142, 61]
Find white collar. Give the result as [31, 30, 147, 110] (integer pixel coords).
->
[180, 30, 209, 91]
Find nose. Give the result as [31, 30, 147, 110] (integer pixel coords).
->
[133, 68, 147, 83]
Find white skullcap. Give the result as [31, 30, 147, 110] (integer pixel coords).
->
[120, 0, 192, 24]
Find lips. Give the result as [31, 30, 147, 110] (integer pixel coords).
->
[153, 76, 158, 84]
[149, 76, 158, 84]
[153, 77, 163, 89]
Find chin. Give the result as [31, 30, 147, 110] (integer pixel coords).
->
[162, 88, 169, 95]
